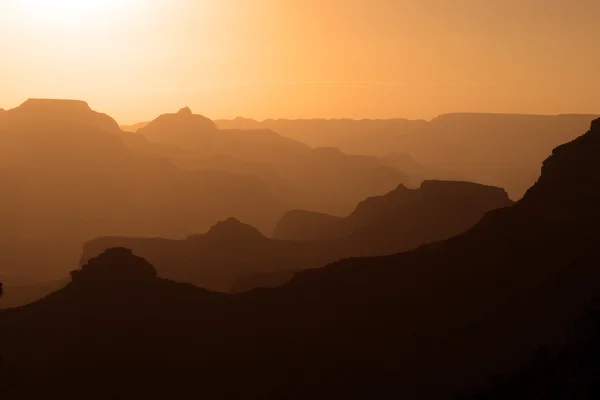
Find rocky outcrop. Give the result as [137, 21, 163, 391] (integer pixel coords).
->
[70, 248, 157, 284]
[201, 218, 267, 242]
[137, 107, 218, 150]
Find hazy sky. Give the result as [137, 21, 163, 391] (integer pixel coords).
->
[0, 0, 599, 123]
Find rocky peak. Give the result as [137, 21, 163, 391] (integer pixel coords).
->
[177, 107, 193, 116]
[70, 247, 157, 284]
[520, 118, 600, 212]
[204, 218, 265, 241]
[137, 107, 218, 147]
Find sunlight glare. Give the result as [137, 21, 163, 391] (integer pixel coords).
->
[11, 0, 136, 31]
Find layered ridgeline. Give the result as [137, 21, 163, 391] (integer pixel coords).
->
[80, 180, 511, 293]
[135, 107, 411, 216]
[1, 119, 599, 398]
[216, 114, 598, 199]
[79, 218, 344, 293]
[0, 100, 412, 282]
[0, 100, 286, 281]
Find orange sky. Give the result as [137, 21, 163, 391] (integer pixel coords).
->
[0, 0, 599, 123]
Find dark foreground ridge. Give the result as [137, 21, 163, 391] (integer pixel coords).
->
[80, 181, 511, 293]
[1, 119, 600, 398]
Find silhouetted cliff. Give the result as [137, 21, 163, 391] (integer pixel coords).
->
[2, 118, 599, 399]
[71, 248, 156, 284]
[275, 180, 513, 254]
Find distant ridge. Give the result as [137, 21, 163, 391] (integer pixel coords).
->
[135, 107, 409, 217]
[201, 218, 266, 241]
[136, 106, 218, 149]
[216, 113, 598, 199]
[120, 121, 148, 132]
[3, 98, 122, 134]
[20, 98, 91, 110]
[215, 112, 598, 125]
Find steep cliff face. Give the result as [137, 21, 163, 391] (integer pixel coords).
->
[274, 180, 513, 255]
[269, 117, 600, 397]
[518, 118, 600, 214]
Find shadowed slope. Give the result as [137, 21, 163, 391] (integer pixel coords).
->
[1, 119, 599, 399]
[457, 298, 600, 398]
[0, 279, 67, 310]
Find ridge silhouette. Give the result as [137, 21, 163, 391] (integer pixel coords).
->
[80, 180, 510, 293]
[0, 118, 598, 398]
[274, 180, 512, 245]
[216, 113, 598, 199]
[70, 248, 157, 284]
[0, 99, 289, 282]
[135, 107, 411, 217]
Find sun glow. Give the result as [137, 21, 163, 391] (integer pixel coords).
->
[10, 0, 136, 31]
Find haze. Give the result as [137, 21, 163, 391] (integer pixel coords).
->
[1, 0, 599, 123]
[2, 0, 600, 397]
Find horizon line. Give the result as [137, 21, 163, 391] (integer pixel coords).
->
[1, 98, 598, 126]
